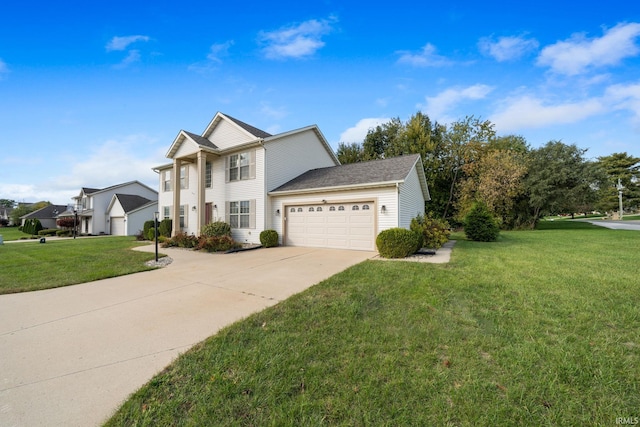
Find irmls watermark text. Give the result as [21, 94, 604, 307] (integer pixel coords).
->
[616, 417, 639, 425]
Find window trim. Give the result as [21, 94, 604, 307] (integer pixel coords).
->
[225, 150, 256, 182]
[225, 199, 256, 229]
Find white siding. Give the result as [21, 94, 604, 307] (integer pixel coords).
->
[270, 186, 398, 246]
[174, 138, 200, 158]
[398, 166, 427, 228]
[265, 129, 337, 192]
[208, 120, 256, 150]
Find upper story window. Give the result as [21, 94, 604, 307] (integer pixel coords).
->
[163, 170, 172, 192]
[180, 165, 188, 189]
[205, 162, 212, 188]
[226, 150, 255, 182]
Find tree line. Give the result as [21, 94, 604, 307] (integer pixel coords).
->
[337, 113, 640, 229]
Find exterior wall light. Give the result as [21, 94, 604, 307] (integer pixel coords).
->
[381, 205, 387, 213]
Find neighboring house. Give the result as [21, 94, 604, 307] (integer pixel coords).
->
[105, 194, 157, 236]
[71, 181, 158, 235]
[20, 204, 67, 229]
[155, 112, 430, 251]
[0, 207, 13, 225]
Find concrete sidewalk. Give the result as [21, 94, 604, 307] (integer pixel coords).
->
[0, 245, 374, 427]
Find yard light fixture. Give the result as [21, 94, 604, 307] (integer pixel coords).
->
[154, 211, 159, 263]
[73, 209, 78, 239]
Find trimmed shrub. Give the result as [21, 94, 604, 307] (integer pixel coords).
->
[201, 221, 232, 238]
[163, 232, 198, 248]
[196, 235, 241, 252]
[22, 218, 43, 235]
[38, 229, 58, 236]
[376, 228, 422, 259]
[260, 229, 279, 248]
[146, 227, 158, 241]
[56, 229, 72, 237]
[143, 220, 155, 239]
[464, 202, 500, 242]
[159, 219, 172, 237]
[410, 213, 451, 249]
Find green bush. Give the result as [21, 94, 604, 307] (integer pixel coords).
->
[410, 213, 451, 249]
[196, 235, 241, 252]
[159, 219, 172, 237]
[143, 220, 155, 238]
[201, 221, 231, 238]
[464, 202, 500, 242]
[376, 228, 422, 259]
[22, 218, 43, 235]
[56, 229, 72, 237]
[38, 229, 58, 236]
[260, 229, 279, 248]
[146, 227, 158, 241]
[163, 232, 198, 248]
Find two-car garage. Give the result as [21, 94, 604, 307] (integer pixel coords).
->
[284, 201, 375, 251]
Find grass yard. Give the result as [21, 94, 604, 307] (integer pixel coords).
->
[0, 237, 160, 294]
[0, 227, 31, 241]
[105, 222, 640, 426]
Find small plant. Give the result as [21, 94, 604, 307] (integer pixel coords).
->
[464, 202, 500, 242]
[196, 235, 241, 252]
[143, 220, 155, 239]
[260, 229, 279, 248]
[159, 219, 172, 237]
[410, 213, 450, 249]
[146, 227, 158, 241]
[164, 232, 198, 248]
[376, 228, 422, 259]
[201, 221, 232, 237]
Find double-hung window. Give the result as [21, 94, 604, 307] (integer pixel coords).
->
[226, 151, 255, 181]
[227, 200, 255, 229]
[163, 170, 172, 192]
[180, 166, 188, 189]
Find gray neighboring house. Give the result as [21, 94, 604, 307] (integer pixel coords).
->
[20, 205, 67, 229]
[105, 193, 158, 236]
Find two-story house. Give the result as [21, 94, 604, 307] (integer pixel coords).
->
[155, 112, 430, 251]
[71, 181, 158, 235]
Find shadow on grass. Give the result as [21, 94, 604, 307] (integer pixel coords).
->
[535, 220, 607, 231]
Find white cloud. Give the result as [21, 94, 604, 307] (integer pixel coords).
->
[490, 95, 604, 131]
[605, 82, 640, 123]
[207, 41, 234, 62]
[396, 43, 453, 67]
[259, 17, 336, 59]
[419, 84, 493, 123]
[0, 58, 8, 79]
[478, 35, 539, 62]
[537, 22, 640, 75]
[106, 35, 150, 51]
[339, 118, 391, 143]
[113, 50, 141, 69]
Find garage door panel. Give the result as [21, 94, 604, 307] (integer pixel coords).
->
[110, 217, 125, 236]
[285, 202, 375, 251]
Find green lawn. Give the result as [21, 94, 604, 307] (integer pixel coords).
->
[0, 237, 160, 294]
[105, 222, 640, 426]
[0, 227, 32, 241]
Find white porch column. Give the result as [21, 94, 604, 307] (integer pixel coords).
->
[196, 151, 206, 234]
[172, 158, 181, 236]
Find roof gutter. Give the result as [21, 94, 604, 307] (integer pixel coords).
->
[268, 180, 403, 196]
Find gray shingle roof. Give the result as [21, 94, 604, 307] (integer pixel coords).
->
[271, 154, 421, 193]
[114, 194, 154, 213]
[184, 131, 218, 150]
[21, 204, 67, 219]
[82, 187, 101, 194]
[224, 114, 272, 139]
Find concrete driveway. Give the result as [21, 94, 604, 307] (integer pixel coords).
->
[0, 245, 374, 427]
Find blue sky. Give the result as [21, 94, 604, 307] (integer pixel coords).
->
[2, 1, 640, 204]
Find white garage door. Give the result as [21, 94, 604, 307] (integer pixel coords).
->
[110, 217, 125, 236]
[285, 202, 375, 251]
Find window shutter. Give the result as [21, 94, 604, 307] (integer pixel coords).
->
[250, 199, 256, 229]
[225, 201, 230, 224]
[225, 156, 230, 182]
[249, 150, 256, 179]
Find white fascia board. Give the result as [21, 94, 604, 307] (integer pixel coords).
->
[268, 180, 401, 196]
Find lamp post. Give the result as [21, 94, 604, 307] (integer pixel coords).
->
[73, 209, 77, 239]
[154, 211, 159, 263]
[617, 178, 624, 220]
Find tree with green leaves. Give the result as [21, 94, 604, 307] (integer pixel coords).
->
[595, 152, 640, 212]
[525, 141, 599, 227]
[0, 199, 16, 208]
[336, 142, 364, 164]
